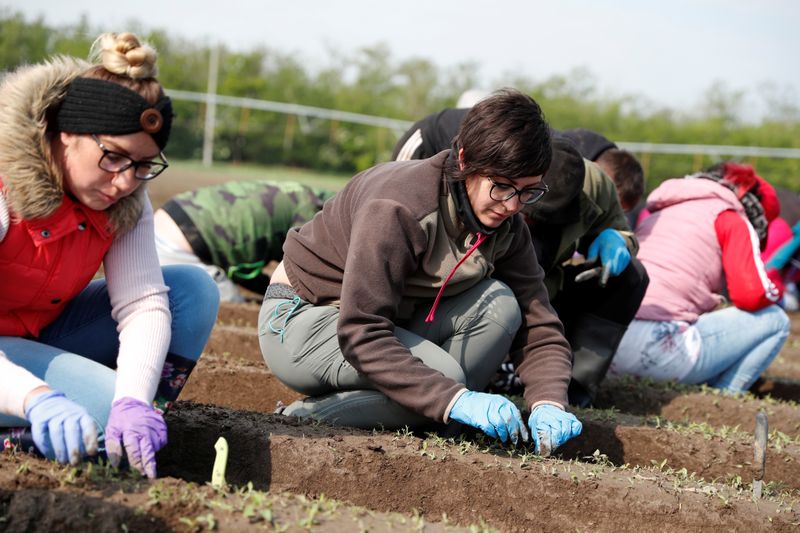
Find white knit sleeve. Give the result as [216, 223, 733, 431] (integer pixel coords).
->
[104, 193, 171, 404]
[0, 192, 9, 242]
[0, 353, 48, 419]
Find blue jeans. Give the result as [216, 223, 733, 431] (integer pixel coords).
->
[0, 265, 219, 429]
[682, 305, 790, 392]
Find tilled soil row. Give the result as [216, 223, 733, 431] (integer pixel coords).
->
[763, 354, 800, 382]
[200, 306, 800, 491]
[197, 324, 800, 437]
[560, 415, 800, 490]
[205, 324, 263, 364]
[180, 354, 302, 413]
[596, 379, 800, 437]
[211, 302, 800, 399]
[217, 301, 261, 328]
[180, 355, 800, 492]
[0, 455, 466, 532]
[157, 403, 800, 532]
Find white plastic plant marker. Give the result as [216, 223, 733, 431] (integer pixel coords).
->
[753, 411, 768, 499]
[212, 436, 229, 489]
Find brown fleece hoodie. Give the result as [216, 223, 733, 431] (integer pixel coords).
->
[283, 152, 572, 422]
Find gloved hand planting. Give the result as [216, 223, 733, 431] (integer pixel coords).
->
[449, 391, 529, 444]
[587, 228, 631, 285]
[24, 390, 98, 465]
[105, 397, 167, 479]
[528, 404, 582, 455]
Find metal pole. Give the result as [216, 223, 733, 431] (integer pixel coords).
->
[202, 45, 220, 167]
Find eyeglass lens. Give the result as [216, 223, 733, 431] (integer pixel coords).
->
[100, 152, 167, 179]
[488, 179, 547, 205]
[93, 135, 167, 180]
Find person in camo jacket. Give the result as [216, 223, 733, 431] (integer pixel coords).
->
[154, 180, 334, 302]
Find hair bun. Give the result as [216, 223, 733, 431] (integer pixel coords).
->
[90, 32, 158, 79]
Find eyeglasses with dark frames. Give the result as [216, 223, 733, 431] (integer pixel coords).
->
[486, 177, 549, 205]
[91, 135, 169, 181]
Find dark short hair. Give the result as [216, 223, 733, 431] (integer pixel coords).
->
[597, 148, 644, 208]
[445, 88, 552, 182]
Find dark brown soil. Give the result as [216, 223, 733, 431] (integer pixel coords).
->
[0, 450, 465, 532]
[153, 401, 800, 532]
[3, 178, 800, 531]
[4, 304, 800, 531]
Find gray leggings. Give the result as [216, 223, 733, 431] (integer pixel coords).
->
[258, 279, 521, 429]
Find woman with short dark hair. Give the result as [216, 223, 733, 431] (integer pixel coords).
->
[260, 89, 582, 453]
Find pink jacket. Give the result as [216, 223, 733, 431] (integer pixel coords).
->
[635, 178, 748, 322]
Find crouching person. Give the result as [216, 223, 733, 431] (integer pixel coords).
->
[611, 163, 789, 392]
[259, 89, 581, 453]
[154, 179, 333, 303]
[0, 32, 219, 477]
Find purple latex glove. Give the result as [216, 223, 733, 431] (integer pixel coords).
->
[105, 397, 167, 479]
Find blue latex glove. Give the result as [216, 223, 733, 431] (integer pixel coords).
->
[449, 391, 529, 444]
[528, 405, 582, 455]
[24, 390, 99, 465]
[105, 397, 168, 479]
[766, 232, 800, 271]
[586, 228, 631, 284]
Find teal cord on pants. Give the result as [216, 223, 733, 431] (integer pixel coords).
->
[267, 296, 302, 343]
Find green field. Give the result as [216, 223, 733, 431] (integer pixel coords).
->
[172, 159, 351, 188]
[149, 159, 352, 207]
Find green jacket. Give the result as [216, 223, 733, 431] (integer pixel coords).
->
[162, 179, 333, 279]
[535, 161, 637, 299]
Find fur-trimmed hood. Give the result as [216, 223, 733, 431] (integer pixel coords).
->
[0, 56, 144, 234]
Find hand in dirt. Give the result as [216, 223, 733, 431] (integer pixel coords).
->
[105, 397, 168, 479]
[528, 405, 582, 455]
[449, 391, 529, 444]
[24, 390, 98, 465]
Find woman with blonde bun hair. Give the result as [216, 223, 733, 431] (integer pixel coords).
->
[0, 32, 220, 478]
[92, 32, 159, 80]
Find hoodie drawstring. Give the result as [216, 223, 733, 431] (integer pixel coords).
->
[425, 232, 486, 323]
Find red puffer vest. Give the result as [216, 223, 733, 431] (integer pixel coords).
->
[0, 193, 115, 337]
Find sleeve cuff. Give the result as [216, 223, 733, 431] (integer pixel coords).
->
[0, 355, 48, 419]
[530, 400, 565, 411]
[443, 388, 469, 423]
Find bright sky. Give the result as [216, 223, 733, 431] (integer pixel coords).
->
[6, 0, 799, 120]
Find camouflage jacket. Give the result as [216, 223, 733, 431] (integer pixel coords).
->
[162, 180, 333, 279]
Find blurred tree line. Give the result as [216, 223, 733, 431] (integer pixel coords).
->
[1, 11, 798, 191]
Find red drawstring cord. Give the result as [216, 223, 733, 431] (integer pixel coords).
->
[425, 232, 487, 323]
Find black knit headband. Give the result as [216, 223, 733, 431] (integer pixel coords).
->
[55, 77, 173, 150]
[696, 170, 768, 242]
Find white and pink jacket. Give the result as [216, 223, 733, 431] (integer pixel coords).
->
[635, 177, 780, 324]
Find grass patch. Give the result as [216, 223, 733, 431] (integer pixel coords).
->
[167, 159, 351, 191]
